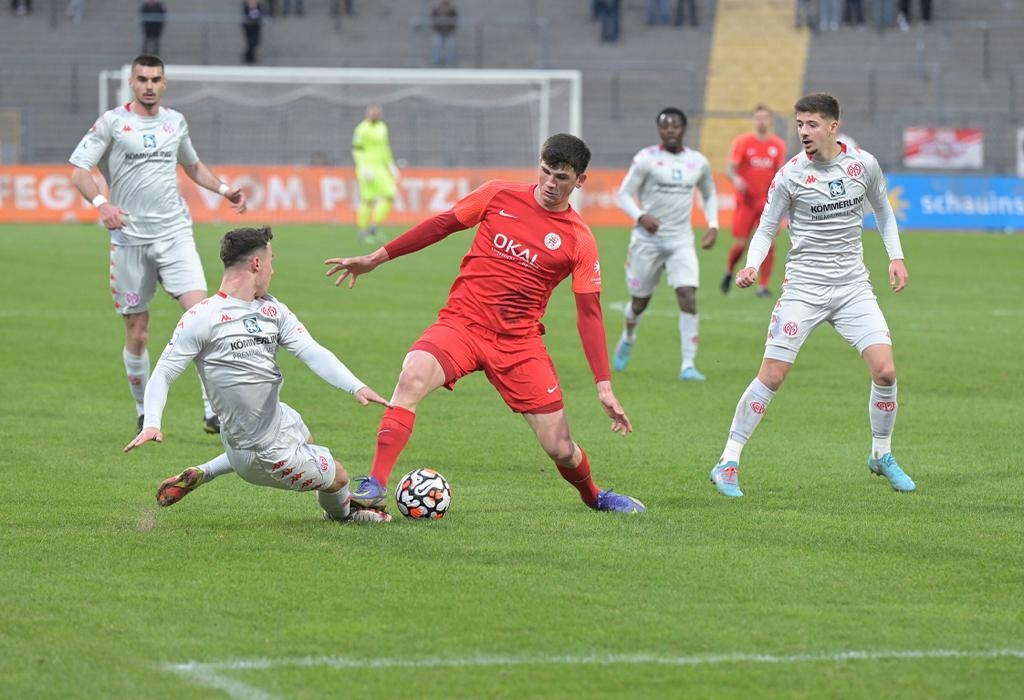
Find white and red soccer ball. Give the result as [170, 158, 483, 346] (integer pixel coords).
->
[395, 468, 452, 520]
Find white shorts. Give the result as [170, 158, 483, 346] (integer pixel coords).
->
[224, 404, 337, 492]
[624, 232, 699, 297]
[109, 234, 207, 315]
[763, 280, 892, 364]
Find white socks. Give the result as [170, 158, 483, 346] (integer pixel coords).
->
[721, 378, 776, 462]
[317, 483, 352, 521]
[123, 347, 149, 415]
[869, 381, 898, 457]
[622, 305, 643, 343]
[679, 312, 699, 369]
[198, 453, 234, 482]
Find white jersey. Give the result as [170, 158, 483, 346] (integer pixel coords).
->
[143, 292, 366, 450]
[746, 144, 903, 286]
[69, 104, 200, 243]
[616, 145, 719, 238]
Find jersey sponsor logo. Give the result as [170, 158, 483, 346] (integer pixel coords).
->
[828, 180, 847, 197]
[543, 232, 562, 250]
[749, 155, 776, 169]
[492, 232, 538, 267]
[243, 318, 262, 334]
[847, 162, 863, 177]
[810, 194, 864, 215]
[672, 168, 683, 181]
[805, 175, 817, 184]
[498, 209, 518, 219]
[142, 134, 157, 149]
[229, 333, 278, 351]
[260, 303, 278, 318]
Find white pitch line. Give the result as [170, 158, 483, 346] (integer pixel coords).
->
[165, 649, 1024, 700]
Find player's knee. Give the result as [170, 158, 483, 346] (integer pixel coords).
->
[873, 365, 897, 386]
[675, 286, 696, 312]
[325, 462, 349, 492]
[630, 297, 651, 315]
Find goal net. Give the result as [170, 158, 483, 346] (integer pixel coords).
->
[98, 66, 581, 168]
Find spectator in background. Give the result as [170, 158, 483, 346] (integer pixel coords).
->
[242, 0, 265, 64]
[140, 1, 166, 56]
[429, 0, 458, 66]
[647, 0, 671, 25]
[844, 0, 865, 28]
[595, 0, 621, 42]
[12, 0, 31, 16]
[66, 0, 83, 24]
[897, 0, 931, 31]
[819, 0, 840, 30]
[280, 0, 302, 15]
[674, 0, 698, 28]
[794, 0, 815, 30]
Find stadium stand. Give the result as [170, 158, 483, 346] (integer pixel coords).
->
[0, 0, 1020, 172]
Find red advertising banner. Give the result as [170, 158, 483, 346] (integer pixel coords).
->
[903, 127, 984, 169]
[0, 166, 735, 228]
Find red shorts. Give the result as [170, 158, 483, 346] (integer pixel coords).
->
[411, 315, 563, 414]
[732, 200, 766, 240]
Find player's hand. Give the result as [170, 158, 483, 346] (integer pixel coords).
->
[123, 426, 163, 453]
[224, 186, 248, 214]
[354, 386, 391, 408]
[638, 213, 660, 234]
[735, 267, 758, 288]
[889, 259, 908, 293]
[324, 251, 384, 288]
[733, 177, 748, 194]
[596, 380, 632, 437]
[701, 227, 718, 250]
[98, 202, 129, 230]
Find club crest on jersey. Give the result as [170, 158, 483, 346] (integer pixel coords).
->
[162, 122, 176, 134]
[828, 180, 846, 198]
[544, 232, 562, 251]
[847, 162, 863, 177]
[244, 318, 262, 334]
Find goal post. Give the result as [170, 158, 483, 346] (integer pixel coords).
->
[98, 66, 581, 167]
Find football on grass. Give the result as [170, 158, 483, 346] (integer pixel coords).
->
[395, 468, 452, 520]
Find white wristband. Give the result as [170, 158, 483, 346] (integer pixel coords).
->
[218, 183, 231, 197]
[91, 194, 108, 208]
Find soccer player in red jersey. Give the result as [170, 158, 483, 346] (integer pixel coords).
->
[325, 134, 645, 514]
[721, 105, 788, 298]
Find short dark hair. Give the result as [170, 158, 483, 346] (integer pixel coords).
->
[221, 226, 273, 268]
[753, 104, 772, 114]
[540, 133, 591, 176]
[657, 107, 687, 128]
[794, 93, 840, 121]
[131, 55, 165, 72]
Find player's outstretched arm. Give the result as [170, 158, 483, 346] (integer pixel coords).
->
[701, 226, 718, 250]
[596, 380, 632, 437]
[324, 247, 390, 288]
[354, 386, 391, 407]
[123, 427, 164, 453]
[889, 259, 908, 293]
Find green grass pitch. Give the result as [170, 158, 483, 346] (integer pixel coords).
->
[1, 222, 1022, 698]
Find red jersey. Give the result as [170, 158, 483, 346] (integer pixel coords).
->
[729, 133, 788, 203]
[444, 180, 601, 337]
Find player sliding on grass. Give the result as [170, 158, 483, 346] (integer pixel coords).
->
[326, 133, 646, 514]
[710, 93, 915, 498]
[124, 226, 391, 522]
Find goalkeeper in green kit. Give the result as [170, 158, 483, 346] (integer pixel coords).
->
[352, 104, 399, 243]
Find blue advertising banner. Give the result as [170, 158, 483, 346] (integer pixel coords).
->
[867, 175, 1024, 231]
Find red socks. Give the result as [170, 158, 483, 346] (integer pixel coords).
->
[370, 406, 416, 486]
[726, 240, 746, 273]
[556, 448, 600, 506]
